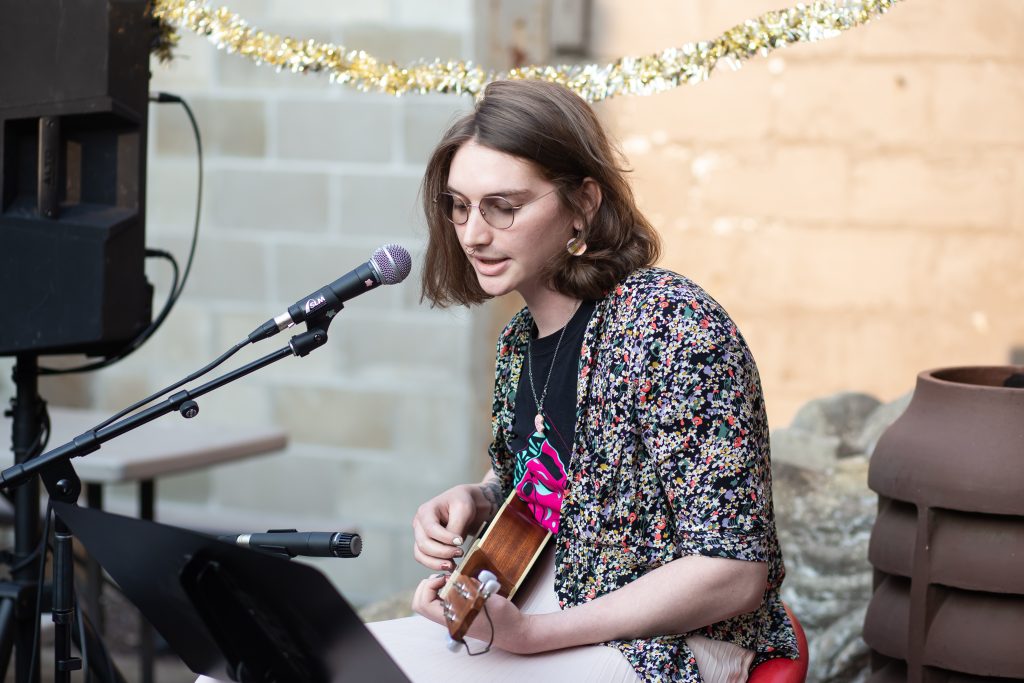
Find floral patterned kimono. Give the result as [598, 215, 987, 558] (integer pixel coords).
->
[487, 268, 798, 681]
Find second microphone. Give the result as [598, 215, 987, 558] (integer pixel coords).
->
[221, 530, 363, 559]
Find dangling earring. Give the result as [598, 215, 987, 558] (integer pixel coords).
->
[566, 230, 587, 256]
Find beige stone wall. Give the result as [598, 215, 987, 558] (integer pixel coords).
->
[592, 0, 1024, 424]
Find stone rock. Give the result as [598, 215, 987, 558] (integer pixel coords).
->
[771, 428, 842, 471]
[770, 392, 916, 682]
[774, 454, 876, 683]
[790, 392, 882, 456]
[813, 608, 871, 682]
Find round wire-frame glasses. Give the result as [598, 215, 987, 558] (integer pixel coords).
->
[435, 189, 556, 230]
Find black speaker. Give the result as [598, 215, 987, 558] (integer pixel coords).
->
[0, 0, 154, 356]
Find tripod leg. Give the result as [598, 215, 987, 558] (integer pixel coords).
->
[10, 355, 43, 683]
[0, 595, 15, 682]
[139, 479, 155, 683]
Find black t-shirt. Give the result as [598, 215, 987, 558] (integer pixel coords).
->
[510, 300, 595, 455]
[507, 300, 595, 534]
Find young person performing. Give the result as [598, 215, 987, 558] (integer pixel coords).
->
[368, 79, 797, 682]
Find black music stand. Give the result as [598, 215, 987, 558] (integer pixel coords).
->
[53, 502, 410, 683]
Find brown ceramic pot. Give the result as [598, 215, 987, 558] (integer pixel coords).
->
[863, 366, 1024, 682]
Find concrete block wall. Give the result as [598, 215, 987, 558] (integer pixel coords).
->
[140, 3, 493, 604]
[591, 0, 1024, 423]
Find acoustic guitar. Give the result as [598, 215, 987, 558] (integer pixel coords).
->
[439, 489, 551, 649]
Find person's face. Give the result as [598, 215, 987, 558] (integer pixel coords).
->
[445, 140, 574, 304]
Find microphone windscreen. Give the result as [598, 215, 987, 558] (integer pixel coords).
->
[372, 244, 412, 285]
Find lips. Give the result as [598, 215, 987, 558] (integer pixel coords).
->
[471, 255, 509, 277]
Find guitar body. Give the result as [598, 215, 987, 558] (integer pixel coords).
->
[441, 490, 551, 642]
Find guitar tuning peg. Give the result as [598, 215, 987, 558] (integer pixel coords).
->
[476, 570, 500, 598]
[481, 579, 500, 598]
[446, 636, 462, 653]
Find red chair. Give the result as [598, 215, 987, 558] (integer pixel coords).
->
[747, 604, 809, 683]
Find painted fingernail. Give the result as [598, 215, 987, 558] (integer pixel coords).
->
[454, 548, 464, 557]
[452, 536, 463, 546]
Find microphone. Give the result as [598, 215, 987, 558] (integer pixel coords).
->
[248, 243, 412, 343]
[220, 529, 363, 558]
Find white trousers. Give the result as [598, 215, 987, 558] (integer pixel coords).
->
[365, 546, 754, 683]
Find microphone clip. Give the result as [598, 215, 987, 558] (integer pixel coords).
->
[288, 307, 337, 357]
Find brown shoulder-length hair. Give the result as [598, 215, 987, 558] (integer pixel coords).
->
[421, 79, 661, 307]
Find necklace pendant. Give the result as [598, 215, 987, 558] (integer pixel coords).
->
[534, 413, 546, 435]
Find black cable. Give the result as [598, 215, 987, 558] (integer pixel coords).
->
[462, 602, 496, 656]
[24, 400, 50, 459]
[25, 92, 254, 438]
[8, 525, 48, 574]
[2, 402, 50, 571]
[78, 95, 254, 432]
[160, 94, 202, 316]
[36, 92, 248, 433]
[38, 249, 180, 375]
[90, 339, 248, 433]
[2, 399, 50, 508]
[26, 500, 54, 683]
[39, 91, 203, 376]
[75, 589, 89, 682]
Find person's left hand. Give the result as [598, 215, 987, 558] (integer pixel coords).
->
[411, 573, 538, 654]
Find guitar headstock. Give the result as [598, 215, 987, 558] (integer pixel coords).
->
[442, 569, 500, 650]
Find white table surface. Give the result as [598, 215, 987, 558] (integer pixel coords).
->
[2, 405, 288, 483]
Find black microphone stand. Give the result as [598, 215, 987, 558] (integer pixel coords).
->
[0, 315, 335, 683]
[1, 354, 44, 683]
[2, 360, 128, 683]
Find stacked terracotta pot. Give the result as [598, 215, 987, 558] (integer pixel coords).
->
[865, 366, 1024, 681]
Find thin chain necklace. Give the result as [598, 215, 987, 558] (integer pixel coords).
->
[526, 301, 581, 436]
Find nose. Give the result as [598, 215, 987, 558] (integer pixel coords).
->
[459, 207, 492, 252]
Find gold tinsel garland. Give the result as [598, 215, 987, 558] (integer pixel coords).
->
[151, 0, 903, 102]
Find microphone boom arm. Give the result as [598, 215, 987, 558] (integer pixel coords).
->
[0, 325, 330, 497]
